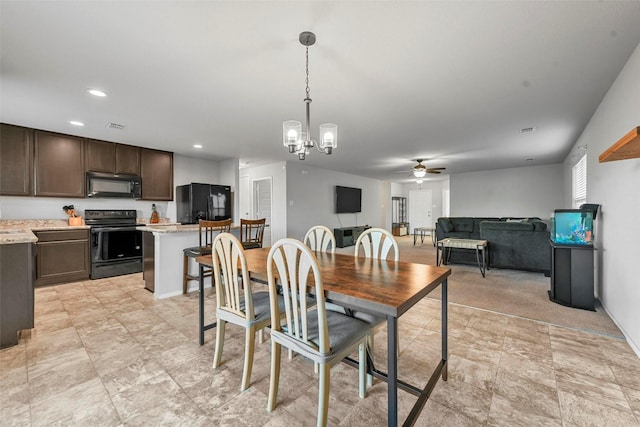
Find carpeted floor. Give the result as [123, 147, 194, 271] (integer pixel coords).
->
[337, 234, 623, 339]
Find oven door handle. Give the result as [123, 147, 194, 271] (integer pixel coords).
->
[91, 226, 139, 232]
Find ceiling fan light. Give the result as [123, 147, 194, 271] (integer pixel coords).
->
[413, 169, 426, 178]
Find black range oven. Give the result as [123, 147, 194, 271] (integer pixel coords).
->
[85, 210, 142, 279]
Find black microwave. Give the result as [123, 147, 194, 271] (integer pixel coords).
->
[86, 171, 142, 199]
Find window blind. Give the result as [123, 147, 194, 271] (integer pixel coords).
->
[573, 155, 587, 208]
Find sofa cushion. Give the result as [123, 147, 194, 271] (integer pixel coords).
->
[438, 218, 454, 233]
[529, 220, 548, 231]
[481, 221, 534, 232]
[451, 218, 474, 232]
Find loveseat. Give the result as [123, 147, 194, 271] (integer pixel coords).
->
[435, 217, 550, 274]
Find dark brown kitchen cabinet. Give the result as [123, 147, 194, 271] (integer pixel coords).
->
[85, 139, 140, 175]
[1, 242, 34, 348]
[85, 139, 116, 173]
[34, 229, 90, 286]
[1, 124, 33, 196]
[34, 131, 85, 197]
[115, 144, 140, 175]
[140, 148, 173, 200]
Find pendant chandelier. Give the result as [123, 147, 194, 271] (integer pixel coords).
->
[283, 31, 337, 160]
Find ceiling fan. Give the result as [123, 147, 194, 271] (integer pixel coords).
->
[410, 159, 446, 177]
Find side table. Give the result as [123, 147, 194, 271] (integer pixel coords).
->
[413, 227, 436, 246]
[437, 238, 488, 277]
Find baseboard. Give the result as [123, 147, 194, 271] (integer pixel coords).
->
[600, 299, 640, 358]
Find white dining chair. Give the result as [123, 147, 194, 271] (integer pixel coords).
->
[304, 225, 336, 253]
[211, 232, 285, 391]
[266, 238, 369, 427]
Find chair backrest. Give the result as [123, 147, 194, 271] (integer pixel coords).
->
[240, 218, 266, 248]
[303, 225, 336, 253]
[354, 227, 399, 261]
[267, 238, 329, 354]
[211, 232, 255, 319]
[199, 218, 232, 251]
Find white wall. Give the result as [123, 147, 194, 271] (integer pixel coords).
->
[563, 42, 640, 355]
[450, 164, 564, 220]
[285, 162, 385, 241]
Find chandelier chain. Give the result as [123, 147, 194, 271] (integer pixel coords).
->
[305, 46, 310, 99]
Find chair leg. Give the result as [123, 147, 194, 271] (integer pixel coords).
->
[359, 341, 366, 398]
[213, 319, 226, 369]
[267, 341, 281, 412]
[317, 364, 330, 427]
[241, 327, 256, 391]
[367, 331, 374, 387]
[183, 254, 189, 294]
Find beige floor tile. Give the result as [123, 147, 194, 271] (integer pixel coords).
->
[428, 377, 492, 424]
[623, 386, 640, 421]
[29, 377, 119, 427]
[492, 369, 561, 420]
[557, 390, 639, 426]
[446, 355, 498, 392]
[497, 352, 557, 389]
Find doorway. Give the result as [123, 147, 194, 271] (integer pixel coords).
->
[253, 177, 272, 246]
[409, 189, 433, 232]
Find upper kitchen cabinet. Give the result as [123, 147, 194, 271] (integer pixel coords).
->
[0, 124, 33, 196]
[140, 148, 173, 200]
[85, 139, 140, 175]
[115, 144, 141, 175]
[34, 131, 85, 197]
[85, 138, 115, 173]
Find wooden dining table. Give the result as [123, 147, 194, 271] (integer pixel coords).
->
[196, 248, 451, 427]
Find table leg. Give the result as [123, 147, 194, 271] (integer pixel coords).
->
[442, 278, 448, 381]
[475, 245, 485, 277]
[387, 315, 398, 427]
[199, 264, 205, 345]
[413, 230, 417, 245]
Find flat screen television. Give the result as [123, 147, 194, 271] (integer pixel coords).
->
[335, 185, 362, 213]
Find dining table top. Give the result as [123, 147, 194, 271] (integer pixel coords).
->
[197, 247, 451, 318]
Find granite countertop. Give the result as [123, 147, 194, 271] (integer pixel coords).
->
[137, 223, 199, 233]
[0, 219, 90, 245]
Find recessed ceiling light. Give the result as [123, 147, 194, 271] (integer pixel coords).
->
[193, 144, 203, 149]
[69, 120, 85, 126]
[87, 89, 107, 97]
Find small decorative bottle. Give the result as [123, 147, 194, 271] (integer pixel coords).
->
[150, 204, 160, 224]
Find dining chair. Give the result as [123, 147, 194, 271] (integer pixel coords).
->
[354, 227, 400, 383]
[240, 218, 266, 250]
[303, 225, 336, 253]
[266, 238, 369, 426]
[182, 218, 232, 294]
[211, 232, 285, 391]
[354, 227, 399, 262]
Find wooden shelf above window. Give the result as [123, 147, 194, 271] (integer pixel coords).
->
[599, 126, 640, 162]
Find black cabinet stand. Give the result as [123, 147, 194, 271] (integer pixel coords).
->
[334, 226, 371, 248]
[549, 241, 595, 311]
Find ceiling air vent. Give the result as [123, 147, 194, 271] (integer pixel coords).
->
[520, 126, 535, 134]
[107, 122, 125, 130]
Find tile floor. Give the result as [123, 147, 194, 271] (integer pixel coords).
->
[1, 273, 640, 426]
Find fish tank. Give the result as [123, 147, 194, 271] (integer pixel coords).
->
[550, 209, 594, 245]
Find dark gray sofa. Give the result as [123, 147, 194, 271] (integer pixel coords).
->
[436, 217, 550, 274]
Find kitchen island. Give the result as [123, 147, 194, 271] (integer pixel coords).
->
[138, 224, 244, 299]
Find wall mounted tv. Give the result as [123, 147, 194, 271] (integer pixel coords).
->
[335, 185, 362, 213]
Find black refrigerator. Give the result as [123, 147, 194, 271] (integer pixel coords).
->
[176, 183, 232, 224]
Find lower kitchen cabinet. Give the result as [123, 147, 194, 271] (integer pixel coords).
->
[0, 242, 35, 348]
[34, 229, 90, 286]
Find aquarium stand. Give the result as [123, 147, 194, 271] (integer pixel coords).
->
[549, 241, 595, 311]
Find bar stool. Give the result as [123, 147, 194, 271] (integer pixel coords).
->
[183, 218, 232, 294]
[239, 218, 266, 250]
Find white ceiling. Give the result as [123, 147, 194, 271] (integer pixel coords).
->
[2, 1, 640, 184]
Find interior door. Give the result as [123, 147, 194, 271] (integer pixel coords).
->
[239, 175, 250, 220]
[253, 177, 272, 246]
[409, 190, 433, 232]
